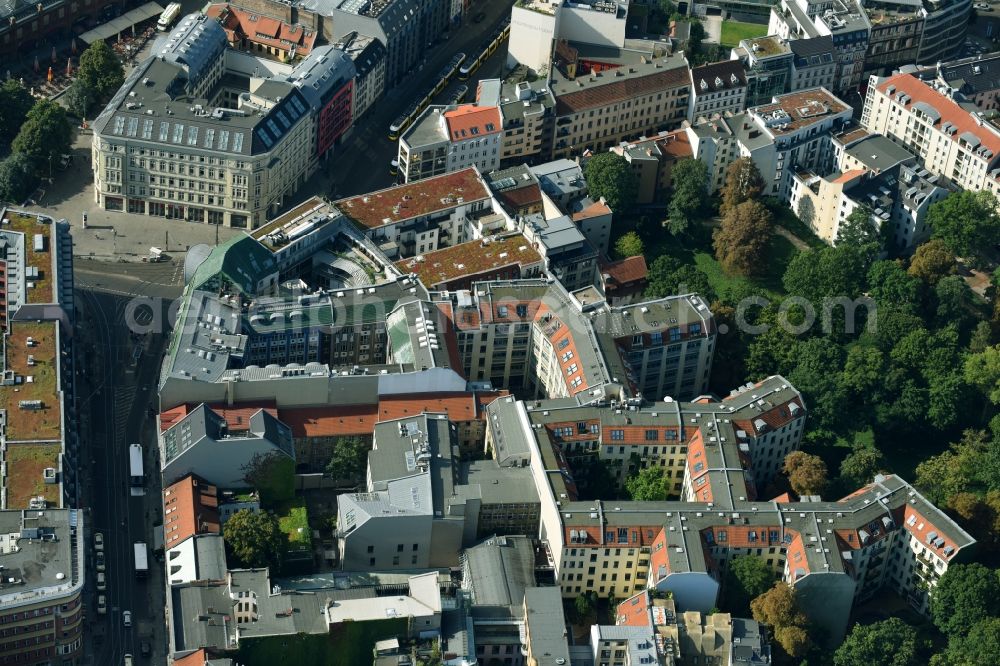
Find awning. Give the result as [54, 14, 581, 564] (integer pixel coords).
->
[78, 2, 166, 45]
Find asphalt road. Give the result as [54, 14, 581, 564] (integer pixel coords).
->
[319, 2, 515, 200]
[76, 264, 181, 665]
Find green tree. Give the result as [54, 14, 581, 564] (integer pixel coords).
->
[625, 466, 671, 501]
[11, 100, 71, 173]
[666, 158, 708, 235]
[837, 205, 883, 250]
[789, 338, 848, 433]
[713, 199, 772, 276]
[928, 190, 1000, 269]
[934, 275, 974, 332]
[914, 430, 993, 504]
[615, 231, 644, 259]
[0, 80, 35, 151]
[783, 451, 828, 496]
[750, 582, 812, 658]
[834, 618, 923, 666]
[645, 255, 715, 301]
[944, 616, 1000, 666]
[907, 238, 955, 285]
[720, 157, 764, 215]
[723, 556, 775, 616]
[62, 79, 92, 120]
[867, 260, 920, 316]
[782, 245, 868, 305]
[930, 563, 1000, 636]
[76, 40, 125, 106]
[241, 451, 294, 506]
[0, 153, 38, 203]
[574, 591, 598, 619]
[223, 509, 284, 570]
[965, 344, 1000, 405]
[584, 152, 638, 212]
[325, 436, 370, 483]
[969, 321, 993, 354]
[839, 444, 886, 489]
[688, 19, 706, 54]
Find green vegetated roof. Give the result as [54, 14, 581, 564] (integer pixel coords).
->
[191, 235, 277, 294]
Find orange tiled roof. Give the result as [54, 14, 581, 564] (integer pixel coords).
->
[616, 590, 652, 627]
[600, 256, 648, 286]
[173, 650, 210, 666]
[443, 105, 502, 140]
[206, 4, 317, 56]
[658, 130, 692, 158]
[833, 169, 866, 184]
[378, 391, 507, 422]
[898, 504, 963, 561]
[279, 405, 378, 438]
[571, 199, 612, 221]
[877, 72, 1000, 158]
[163, 475, 220, 549]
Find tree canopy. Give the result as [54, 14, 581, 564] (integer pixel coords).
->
[242, 451, 294, 506]
[720, 158, 764, 215]
[833, 618, 923, 666]
[837, 205, 884, 253]
[750, 582, 812, 658]
[927, 190, 1000, 269]
[907, 238, 955, 285]
[0, 153, 38, 204]
[625, 466, 672, 501]
[615, 231, 644, 259]
[783, 451, 828, 496]
[0, 80, 35, 152]
[713, 199, 772, 276]
[11, 100, 71, 172]
[223, 509, 284, 570]
[723, 556, 775, 617]
[645, 255, 715, 302]
[76, 40, 125, 109]
[838, 442, 886, 490]
[584, 152, 638, 212]
[666, 158, 708, 235]
[325, 436, 370, 483]
[930, 563, 1000, 637]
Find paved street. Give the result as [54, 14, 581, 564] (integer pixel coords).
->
[74, 265, 181, 665]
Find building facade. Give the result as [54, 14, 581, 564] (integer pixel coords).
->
[398, 104, 503, 183]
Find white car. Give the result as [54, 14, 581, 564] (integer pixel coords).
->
[122, 610, 132, 628]
[95, 552, 106, 572]
[96, 572, 106, 591]
[97, 595, 107, 615]
[94, 532, 104, 552]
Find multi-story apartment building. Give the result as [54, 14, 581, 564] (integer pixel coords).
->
[609, 130, 693, 205]
[688, 60, 749, 123]
[207, 3, 318, 60]
[448, 280, 715, 402]
[521, 214, 599, 292]
[477, 79, 556, 167]
[531, 159, 589, 210]
[93, 15, 355, 228]
[916, 0, 971, 64]
[335, 167, 494, 258]
[937, 53, 1000, 112]
[398, 104, 503, 183]
[769, 0, 871, 92]
[548, 52, 691, 160]
[486, 375, 977, 647]
[0, 209, 77, 513]
[790, 130, 950, 248]
[0, 0, 130, 61]
[688, 88, 853, 200]
[789, 36, 837, 92]
[396, 232, 545, 291]
[336, 413, 540, 570]
[507, 0, 558, 73]
[732, 36, 794, 108]
[0, 509, 86, 666]
[338, 32, 387, 121]
[861, 71, 1000, 194]
[862, 0, 924, 75]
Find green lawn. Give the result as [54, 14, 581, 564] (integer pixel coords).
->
[237, 618, 409, 666]
[277, 498, 311, 554]
[692, 233, 799, 300]
[720, 21, 769, 47]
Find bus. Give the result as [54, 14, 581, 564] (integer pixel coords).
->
[133, 543, 149, 579]
[157, 2, 181, 31]
[128, 443, 144, 496]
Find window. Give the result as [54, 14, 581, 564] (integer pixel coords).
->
[717, 530, 727, 542]
[645, 430, 658, 441]
[610, 429, 624, 441]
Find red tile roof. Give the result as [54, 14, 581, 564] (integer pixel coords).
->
[378, 391, 506, 423]
[876, 72, 1000, 158]
[616, 591, 652, 627]
[833, 169, 866, 184]
[495, 183, 543, 212]
[556, 67, 690, 115]
[163, 475, 220, 549]
[898, 504, 962, 561]
[600, 256, 648, 287]
[280, 405, 378, 438]
[206, 4, 317, 56]
[443, 105, 502, 140]
[571, 199, 612, 221]
[173, 650, 210, 666]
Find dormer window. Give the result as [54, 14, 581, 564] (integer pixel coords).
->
[715, 76, 723, 87]
[700, 79, 708, 91]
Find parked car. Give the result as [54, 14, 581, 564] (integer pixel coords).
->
[122, 610, 132, 628]
[97, 595, 107, 615]
[94, 532, 104, 552]
[96, 572, 106, 591]
[95, 551, 106, 572]
[124, 654, 134, 666]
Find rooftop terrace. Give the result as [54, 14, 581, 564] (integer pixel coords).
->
[1, 321, 61, 443]
[750, 88, 850, 135]
[335, 168, 491, 229]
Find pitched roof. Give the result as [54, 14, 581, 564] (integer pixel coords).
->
[571, 198, 612, 220]
[443, 105, 502, 140]
[279, 404, 378, 438]
[378, 391, 507, 423]
[555, 67, 690, 115]
[600, 256, 648, 286]
[876, 72, 1000, 158]
[691, 59, 748, 94]
[163, 474, 221, 549]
